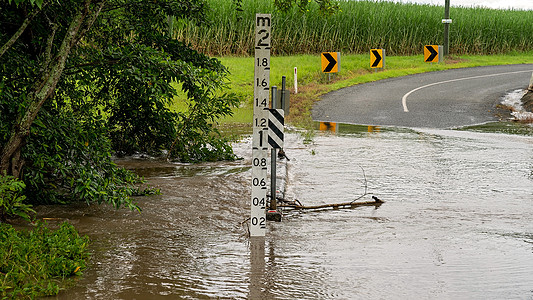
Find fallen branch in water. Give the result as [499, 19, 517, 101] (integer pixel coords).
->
[273, 165, 384, 210]
[239, 217, 251, 239]
[349, 165, 368, 204]
[238, 196, 384, 236]
[278, 196, 384, 210]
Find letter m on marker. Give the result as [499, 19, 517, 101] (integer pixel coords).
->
[257, 16, 271, 26]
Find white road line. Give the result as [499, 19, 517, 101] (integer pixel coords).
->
[401, 69, 533, 112]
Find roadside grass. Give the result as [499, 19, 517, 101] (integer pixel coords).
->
[459, 121, 533, 135]
[172, 52, 532, 128]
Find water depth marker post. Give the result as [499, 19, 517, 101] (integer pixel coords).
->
[250, 14, 271, 237]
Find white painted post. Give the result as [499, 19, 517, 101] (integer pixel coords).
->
[294, 67, 298, 94]
[529, 72, 533, 91]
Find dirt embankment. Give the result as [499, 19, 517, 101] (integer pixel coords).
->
[522, 90, 533, 112]
[521, 73, 533, 112]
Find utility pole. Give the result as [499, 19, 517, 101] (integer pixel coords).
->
[443, 0, 451, 56]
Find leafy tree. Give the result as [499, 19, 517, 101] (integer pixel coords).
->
[0, 0, 238, 208]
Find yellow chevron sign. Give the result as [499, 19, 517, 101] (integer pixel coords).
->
[370, 49, 385, 69]
[321, 52, 340, 73]
[424, 45, 442, 63]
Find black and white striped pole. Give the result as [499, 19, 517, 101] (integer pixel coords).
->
[267, 83, 284, 222]
[270, 86, 278, 211]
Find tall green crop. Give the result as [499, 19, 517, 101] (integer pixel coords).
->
[175, 0, 533, 56]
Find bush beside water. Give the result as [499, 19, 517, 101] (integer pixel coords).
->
[0, 222, 89, 299]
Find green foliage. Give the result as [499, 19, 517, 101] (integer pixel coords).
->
[23, 107, 143, 209]
[0, 173, 35, 222]
[0, 222, 89, 298]
[6, 0, 45, 9]
[177, 0, 533, 56]
[73, 42, 240, 159]
[54, 0, 239, 160]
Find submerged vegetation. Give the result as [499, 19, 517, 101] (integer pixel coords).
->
[0, 222, 90, 299]
[177, 0, 533, 56]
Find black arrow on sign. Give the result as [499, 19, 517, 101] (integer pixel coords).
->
[425, 45, 438, 62]
[323, 52, 337, 72]
[371, 50, 382, 67]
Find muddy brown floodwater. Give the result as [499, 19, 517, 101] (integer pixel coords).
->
[40, 124, 533, 299]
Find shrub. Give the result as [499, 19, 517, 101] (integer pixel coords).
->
[0, 222, 90, 298]
[0, 172, 34, 222]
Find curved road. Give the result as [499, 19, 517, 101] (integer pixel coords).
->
[312, 64, 533, 129]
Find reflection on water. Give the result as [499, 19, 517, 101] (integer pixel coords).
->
[318, 121, 385, 135]
[319, 121, 338, 133]
[249, 237, 265, 299]
[46, 124, 533, 299]
[113, 157, 250, 179]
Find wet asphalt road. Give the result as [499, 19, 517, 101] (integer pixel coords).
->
[312, 64, 533, 129]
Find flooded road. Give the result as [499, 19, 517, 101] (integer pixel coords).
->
[43, 123, 533, 299]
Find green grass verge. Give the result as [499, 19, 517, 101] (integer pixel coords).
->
[211, 52, 533, 128]
[459, 121, 533, 135]
[0, 222, 90, 299]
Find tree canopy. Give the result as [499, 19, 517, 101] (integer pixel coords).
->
[0, 0, 239, 210]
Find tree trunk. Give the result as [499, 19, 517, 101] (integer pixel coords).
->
[0, 0, 98, 178]
[0, 132, 26, 178]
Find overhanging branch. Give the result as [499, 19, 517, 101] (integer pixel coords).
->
[0, 1, 48, 59]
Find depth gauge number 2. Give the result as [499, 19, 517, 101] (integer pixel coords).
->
[251, 216, 266, 227]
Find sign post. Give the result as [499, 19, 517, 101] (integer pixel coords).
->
[321, 52, 340, 82]
[443, 0, 451, 56]
[250, 14, 271, 237]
